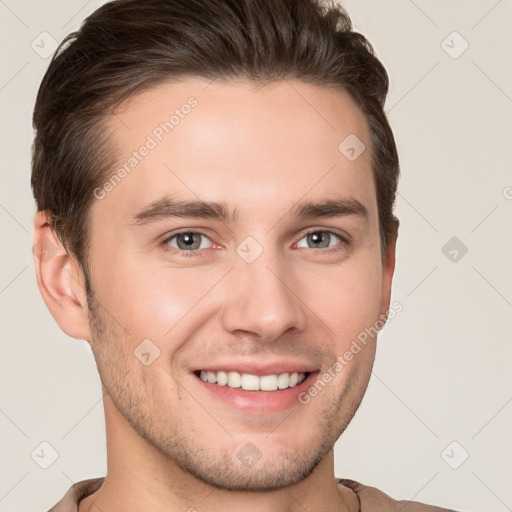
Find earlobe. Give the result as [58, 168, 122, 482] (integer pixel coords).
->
[32, 211, 92, 341]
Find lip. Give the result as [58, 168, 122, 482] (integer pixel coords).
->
[191, 370, 320, 414]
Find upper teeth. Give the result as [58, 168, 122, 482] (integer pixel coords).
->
[199, 370, 307, 391]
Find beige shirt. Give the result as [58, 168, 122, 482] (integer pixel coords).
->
[47, 477, 461, 511]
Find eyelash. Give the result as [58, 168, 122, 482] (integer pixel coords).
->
[160, 229, 350, 258]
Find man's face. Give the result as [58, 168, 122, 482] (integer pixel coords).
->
[84, 78, 395, 490]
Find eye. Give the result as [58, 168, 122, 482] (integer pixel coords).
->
[163, 231, 214, 255]
[295, 230, 347, 252]
[160, 229, 348, 258]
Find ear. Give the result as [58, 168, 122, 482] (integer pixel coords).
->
[32, 211, 92, 341]
[379, 222, 398, 319]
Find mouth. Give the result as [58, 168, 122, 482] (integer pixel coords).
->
[191, 369, 320, 413]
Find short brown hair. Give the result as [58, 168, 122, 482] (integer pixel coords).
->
[31, 0, 400, 289]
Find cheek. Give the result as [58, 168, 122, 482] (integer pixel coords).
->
[302, 258, 383, 344]
[97, 261, 220, 342]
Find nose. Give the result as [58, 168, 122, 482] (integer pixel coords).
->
[220, 247, 307, 343]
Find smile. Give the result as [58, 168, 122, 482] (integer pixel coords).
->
[192, 369, 320, 413]
[196, 370, 308, 391]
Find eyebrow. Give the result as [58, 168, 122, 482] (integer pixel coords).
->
[129, 196, 369, 225]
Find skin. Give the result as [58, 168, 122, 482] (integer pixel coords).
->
[33, 78, 397, 512]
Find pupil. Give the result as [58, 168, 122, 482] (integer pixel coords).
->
[310, 231, 327, 248]
[180, 233, 198, 249]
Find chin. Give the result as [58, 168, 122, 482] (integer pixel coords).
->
[185, 450, 325, 492]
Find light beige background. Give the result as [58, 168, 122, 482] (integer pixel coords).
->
[1, 0, 511, 510]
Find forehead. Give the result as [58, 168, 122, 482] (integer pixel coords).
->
[96, 77, 375, 224]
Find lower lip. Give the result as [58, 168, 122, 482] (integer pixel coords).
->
[192, 371, 319, 413]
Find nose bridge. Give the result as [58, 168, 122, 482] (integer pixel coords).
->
[220, 239, 306, 341]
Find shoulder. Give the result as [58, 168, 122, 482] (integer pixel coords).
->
[338, 478, 462, 512]
[47, 477, 105, 512]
